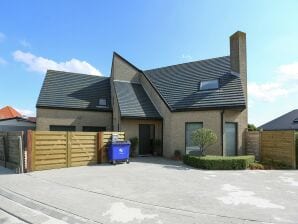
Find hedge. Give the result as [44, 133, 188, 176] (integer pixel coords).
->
[183, 155, 255, 170]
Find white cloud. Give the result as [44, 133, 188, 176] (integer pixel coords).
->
[0, 57, 7, 65]
[249, 60, 298, 103]
[248, 82, 289, 102]
[15, 108, 35, 117]
[13, 50, 102, 76]
[0, 32, 5, 43]
[277, 61, 298, 81]
[181, 54, 192, 61]
[20, 40, 31, 48]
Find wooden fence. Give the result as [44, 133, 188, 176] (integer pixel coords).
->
[246, 131, 260, 160]
[247, 130, 297, 168]
[28, 131, 125, 171]
[0, 131, 24, 172]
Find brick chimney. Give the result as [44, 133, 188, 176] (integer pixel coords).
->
[230, 31, 247, 102]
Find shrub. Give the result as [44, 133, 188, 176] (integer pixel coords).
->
[191, 128, 217, 156]
[249, 162, 264, 170]
[174, 150, 181, 157]
[183, 155, 255, 170]
[129, 137, 138, 157]
[262, 159, 292, 169]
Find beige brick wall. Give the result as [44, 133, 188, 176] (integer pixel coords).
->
[170, 111, 222, 156]
[121, 119, 162, 154]
[112, 54, 140, 83]
[36, 108, 112, 131]
[224, 109, 248, 155]
[139, 74, 173, 156]
[111, 80, 121, 131]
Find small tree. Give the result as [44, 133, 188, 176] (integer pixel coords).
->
[191, 128, 217, 156]
[248, 124, 260, 131]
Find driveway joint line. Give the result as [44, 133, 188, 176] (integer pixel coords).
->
[0, 186, 104, 224]
[25, 173, 272, 223]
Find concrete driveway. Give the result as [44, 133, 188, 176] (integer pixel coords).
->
[0, 157, 297, 224]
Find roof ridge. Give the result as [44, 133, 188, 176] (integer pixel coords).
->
[144, 55, 230, 72]
[46, 69, 109, 78]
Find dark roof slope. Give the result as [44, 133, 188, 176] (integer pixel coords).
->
[143, 56, 245, 111]
[37, 70, 111, 111]
[114, 81, 161, 119]
[259, 109, 298, 130]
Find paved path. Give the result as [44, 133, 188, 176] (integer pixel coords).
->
[0, 158, 298, 224]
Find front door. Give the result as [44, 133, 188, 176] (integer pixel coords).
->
[139, 124, 154, 155]
[224, 122, 237, 156]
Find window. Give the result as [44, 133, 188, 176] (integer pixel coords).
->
[293, 118, 298, 123]
[224, 122, 237, 156]
[50, 125, 76, 131]
[83, 126, 106, 132]
[199, 79, 219, 91]
[185, 122, 203, 155]
[98, 98, 107, 107]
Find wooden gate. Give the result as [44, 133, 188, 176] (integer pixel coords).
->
[28, 131, 125, 171]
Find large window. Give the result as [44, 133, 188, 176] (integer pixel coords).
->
[50, 125, 76, 131]
[224, 122, 237, 156]
[185, 122, 203, 155]
[82, 126, 106, 132]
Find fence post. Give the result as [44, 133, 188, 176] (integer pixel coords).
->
[97, 132, 102, 163]
[3, 133, 8, 168]
[259, 131, 262, 162]
[292, 131, 296, 169]
[67, 132, 71, 167]
[18, 136, 24, 173]
[27, 130, 32, 172]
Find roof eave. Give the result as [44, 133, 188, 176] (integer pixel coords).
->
[121, 115, 163, 120]
[171, 105, 246, 112]
[36, 105, 113, 112]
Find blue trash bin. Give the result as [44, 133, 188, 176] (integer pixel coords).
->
[108, 141, 130, 165]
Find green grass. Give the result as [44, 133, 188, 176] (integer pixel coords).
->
[183, 155, 255, 170]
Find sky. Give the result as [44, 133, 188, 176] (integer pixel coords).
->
[0, 0, 297, 126]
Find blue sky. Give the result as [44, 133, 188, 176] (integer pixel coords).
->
[0, 0, 298, 125]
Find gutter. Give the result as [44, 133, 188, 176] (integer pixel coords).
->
[221, 110, 225, 156]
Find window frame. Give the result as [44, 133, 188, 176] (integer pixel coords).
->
[82, 126, 106, 132]
[224, 122, 238, 156]
[199, 79, 219, 91]
[185, 122, 203, 155]
[49, 125, 76, 132]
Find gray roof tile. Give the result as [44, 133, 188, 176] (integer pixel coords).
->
[114, 81, 161, 119]
[37, 70, 111, 111]
[259, 109, 298, 130]
[143, 56, 246, 111]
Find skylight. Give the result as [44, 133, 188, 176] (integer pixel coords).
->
[199, 79, 219, 91]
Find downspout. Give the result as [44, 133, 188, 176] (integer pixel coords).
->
[221, 110, 225, 156]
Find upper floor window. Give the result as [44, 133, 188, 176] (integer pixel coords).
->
[199, 79, 219, 91]
[98, 98, 107, 107]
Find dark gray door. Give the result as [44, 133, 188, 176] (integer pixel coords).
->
[139, 124, 154, 155]
[225, 122, 237, 156]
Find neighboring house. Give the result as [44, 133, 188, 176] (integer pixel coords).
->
[259, 109, 298, 131]
[0, 106, 22, 119]
[36, 31, 248, 157]
[0, 106, 36, 131]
